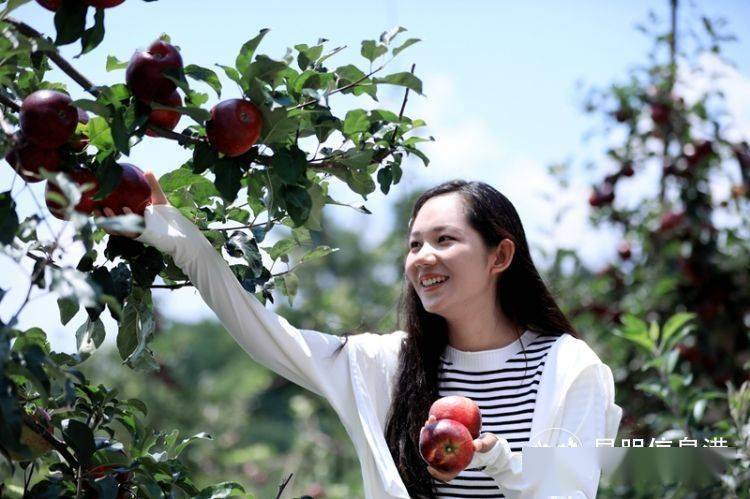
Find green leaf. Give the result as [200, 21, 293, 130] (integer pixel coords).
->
[71, 98, 110, 118]
[57, 297, 79, 326]
[245, 55, 288, 85]
[169, 104, 210, 124]
[75, 317, 105, 357]
[295, 43, 324, 71]
[281, 184, 312, 226]
[393, 38, 421, 56]
[661, 312, 696, 350]
[613, 314, 654, 353]
[213, 159, 243, 202]
[106, 55, 128, 71]
[235, 28, 270, 77]
[117, 288, 157, 371]
[380, 26, 407, 44]
[62, 419, 96, 466]
[184, 64, 222, 97]
[271, 146, 307, 184]
[78, 7, 105, 56]
[54, 0, 87, 46]
[261, 107, 297, 145]
[0, 191, 19, 245]
[267, 238, 296, 260]
[373, 72, 423, 94]
[173, 432, 212, 458]
[361, 40, 387, 62]
[300, 245, 338, 263]
[648, 320, 660, 343]
[110, 110, 130, 155]
[343, 109, 370, 136]
[377, 165, 393, 194]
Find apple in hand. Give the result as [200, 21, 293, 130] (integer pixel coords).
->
[144, 89, 182, 136]
[20, 90, 78, 148]
[83, 0, 125, 7]
[428, 396, 482, 439]
[419, 418, 475, 474]
[5, 140, 60, 183]
[126, 40, 183, 102]
[206, 99, 263, 157]
[100, 162, 152, 215]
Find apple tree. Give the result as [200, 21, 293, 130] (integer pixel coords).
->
[0, 0, 429, 496]
[543, 1, 749, 495]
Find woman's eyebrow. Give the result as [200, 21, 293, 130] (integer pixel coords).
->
[409, 225, 460, 238]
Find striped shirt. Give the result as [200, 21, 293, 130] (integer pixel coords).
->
[433, 330, 559, 498]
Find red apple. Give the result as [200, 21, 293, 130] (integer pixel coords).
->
[588, 184, 615, 208]
[100, 162, 152, 215]
[20, 90, 78, 148]
[419, 419, 474, 474]
[145, 89, 182, 137]
[659, 211, 684, 232]
[5, 141, 60, 183]
[650, 103, 670, 125]
[35, 0, 61, 10]
[45, 169, 101, 220]
[617, 241, 631, 260]
[82, 0, 125, 8]
[126, 40, 183, 102]
[206, 99, 263, 157]
[428, 396, 482, 439]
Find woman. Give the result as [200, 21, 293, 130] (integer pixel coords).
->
[99, 174, 622, 498]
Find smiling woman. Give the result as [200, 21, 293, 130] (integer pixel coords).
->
[102, 176, 620, 499]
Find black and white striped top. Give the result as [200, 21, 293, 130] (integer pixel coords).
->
[433, 330, 560, 498]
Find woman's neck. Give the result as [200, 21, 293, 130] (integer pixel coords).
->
[444, 304, 522, 352]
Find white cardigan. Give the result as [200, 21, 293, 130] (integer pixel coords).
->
[135, 204, 623, 499]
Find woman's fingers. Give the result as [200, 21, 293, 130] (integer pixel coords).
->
[426, 465, 455, 483]
[144, 170, 168, 205]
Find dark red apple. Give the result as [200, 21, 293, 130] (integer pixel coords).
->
[588, 184, 615, 208]
[659, 211, 684, 232]
[145, 89, 182, 137]
[126, 40, 183, 102]
[419, 419, 474, 474]
[5, 142, 60, 183]
[35, 0, 61, 10]
[82, 0, 125, 8]
[428, 396, 482, 439]
[206, 99, 263, 157]
[45, 169, 101, 220]
[650, 103, 670, 125]
[617, 241, 631, 260]
[100, 162, 151, 215]
[20, 90, 78, 148]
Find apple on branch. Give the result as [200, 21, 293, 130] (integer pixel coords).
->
[206, 98, 263, 157]
[20, 90, 78, 148]
[126, 40, 184, 102]
[5, 136, 61, 183]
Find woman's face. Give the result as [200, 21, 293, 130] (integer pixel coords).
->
[405, 192, 496, 315]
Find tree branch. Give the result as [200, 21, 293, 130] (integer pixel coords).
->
[22, 413, 80, 469]
[0, 92, 20, 113]
[4, 17, 205, 146]
[287, 64, 385, 111]
[6, 17, 99, 97]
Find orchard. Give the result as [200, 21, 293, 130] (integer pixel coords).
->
[0, 0, 427, 496]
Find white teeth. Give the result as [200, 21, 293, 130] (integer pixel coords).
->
[421, 276, 448, 287]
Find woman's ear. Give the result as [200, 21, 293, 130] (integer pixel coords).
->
[489, 239, 515, 276]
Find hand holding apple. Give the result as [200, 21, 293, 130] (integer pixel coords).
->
[95, 170, 168, 238]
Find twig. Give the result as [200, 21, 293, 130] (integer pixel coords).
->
[0, 92, 20, 113]
[150, 281, 192, 289]
[5, 17, 99, 97]
[198, 216, 282, 232]
[287, 64, 385, 111]
[25, 250, 61, 269]
[398, 63, 416, 119]
[22, 413, 79, 469]
[274, 473, 293, 499]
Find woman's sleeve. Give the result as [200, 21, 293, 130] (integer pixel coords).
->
[133, 204, 357, 406]
[468, 363, 613, 498]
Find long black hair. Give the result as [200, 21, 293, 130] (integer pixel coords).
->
[386, 179, 579, 497]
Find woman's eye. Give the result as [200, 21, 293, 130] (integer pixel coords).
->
[409, 236, 451, 249]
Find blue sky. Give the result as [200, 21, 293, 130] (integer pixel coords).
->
[2, 0, 749, 352]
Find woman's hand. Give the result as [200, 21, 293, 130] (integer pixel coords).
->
[421, 415, 499, 483]
[95, 170, 169, 239]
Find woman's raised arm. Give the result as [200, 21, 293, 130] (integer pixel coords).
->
[97, 172, 361, 411]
